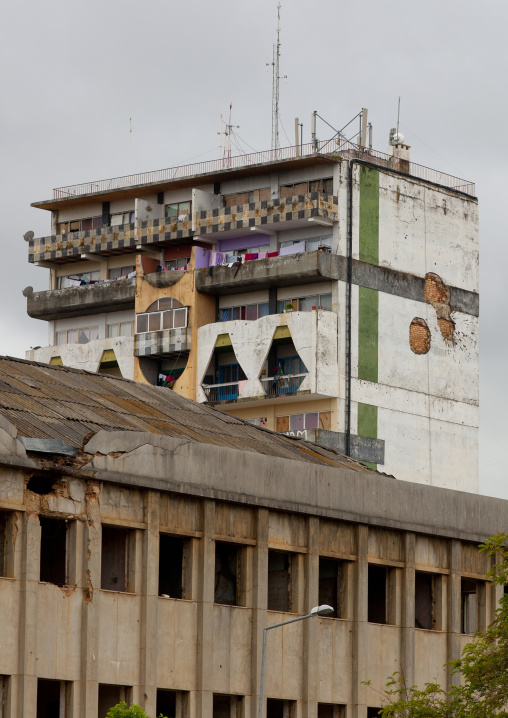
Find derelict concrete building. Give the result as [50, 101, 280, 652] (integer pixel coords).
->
[24, 131, 479, 491]
[0, 357, 501, 718]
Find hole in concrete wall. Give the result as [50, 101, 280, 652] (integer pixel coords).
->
[40, 517, 67, 586]
[27, 476, 55, 495]
[37, 679, 69, 718]
[266, 698, 296, 718]
[319, 557, 345, 618]
[368, 564, 387, 624]
[213, 694, 243, 718]
[98, 685, 130, 718]
[159, 534, 185, 599]
[268, 550, 292, 612]
[461, 578, 478, 634]
[409, 318, 431, 355]
[318, 704, 345, 718]
[415, 571, 436, 630]
[215, 542, 240, 606]
[101, 526, 130, 592]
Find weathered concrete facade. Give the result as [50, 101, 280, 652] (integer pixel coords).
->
[24, 138, 479, 490]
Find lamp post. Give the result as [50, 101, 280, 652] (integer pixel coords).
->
[258, 604, 334, 718]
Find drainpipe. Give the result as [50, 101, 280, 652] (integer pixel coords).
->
[344, 159, 355, 457]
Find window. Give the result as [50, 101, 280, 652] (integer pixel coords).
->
[319, 557, 346, 618]
[0, 511, 14, 578]
[110, 211, 134, 226]
[165, 201, 191, 220]
[276, 411, 332, 435]
[56, 326, 99, 345]
[277, 293, 332, 313]
[367, 709, 381, 718]
[159, 534, 192, 599]
[461, 578, 478, 634]
[318, 705, 345, 718]
[0, 676, 8, 718]
[213, 694, 243, 718]
[157, 690, 189, 718]
[219, 303, 269, 321]
[37, 679, 71, 718]
[57, 216, 102, 234]
[57, 271, 100, 289]
[368, 564, 394, 625]
[266, 698, 296, 718]
[415, 572, 441, 630]
[108, 265, 135, 280]
[215, 542, 245, 606]
[136, 298, 188, 334]
[98, 685, 131, 718]
[268, 550, 297, 613]
[245, 417, 267, 428]
[279, 177, 333, 197]
[40, 517, 69, 586]
[164, 257, 190, 271]
[101, 526, 135, 593]
[107, 322, 134, 338]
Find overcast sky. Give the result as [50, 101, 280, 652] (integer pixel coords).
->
[1, 0, 505, 497]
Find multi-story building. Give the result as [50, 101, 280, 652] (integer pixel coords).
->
[24, 134, 479, 490]
[0, 356, 503, 718]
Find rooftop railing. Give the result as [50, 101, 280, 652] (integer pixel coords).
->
[53, 138, 475, 200]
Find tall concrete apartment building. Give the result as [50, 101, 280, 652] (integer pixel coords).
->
[24, 135, 479, 490]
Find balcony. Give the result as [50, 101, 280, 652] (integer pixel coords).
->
[134, 327, 191, 357]
[29, 224, 137, 264]
[24, 277, 136, 321]
[137, 216, 193, 248]
[197, 309, 338, 406]
[193, 192, 337, 239]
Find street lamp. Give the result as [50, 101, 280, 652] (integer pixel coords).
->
[258, 604, 334, 718]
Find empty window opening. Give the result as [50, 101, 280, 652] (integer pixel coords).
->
[461, 578, 478, 634]
[37, 679, 70, 718]
[156, 689, 189, 718]
[0, 512, 14, 578]
[317, 704, 345, 718]
[368, 564, 388, 624]
[215, 542, 242, 606]
[40, 517, 68, 586]
[27, 476, 55, 495]
[415, 572, 439, 630]
[159, 534, 186, 599]
[98, 685, 130, 718]
[266, 698, 295, 718]
[319, 557, 345, 618]
[101, 526, 132, 592]
[0, 676, 9, 718]
[213, 693, 243, 718]
[268, 550, 292, 613]
[367, 709, 381, 718]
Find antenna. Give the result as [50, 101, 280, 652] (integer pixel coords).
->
[218, 104, 239, 168]
[129, 117, 133, 178]
[267, 3, 287, 152]
[397, 96, 401, 136]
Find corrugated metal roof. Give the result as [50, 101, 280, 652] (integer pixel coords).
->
[0, 356, 375, 473]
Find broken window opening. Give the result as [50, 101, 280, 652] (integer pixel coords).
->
[461, 578, 478, 634]
[215, 542, 242, 606]
[368, 564, 389, 625]
[268, 550, 294, 613]
[39, 517, 68, 587]
[37, 678, 70, 718]
[266, 698, 296, 718]
[157, 689, 189, 718]
[159, 534, 189, 599]
[319, 557, 346, 619]
[27, 476, 55, 496]
[317, 704, 345, 718]
[213, 693, 243, 718]
[98, 685, 131, 718]
[415, 572, 440, 630]
[101, 526, 133, 593]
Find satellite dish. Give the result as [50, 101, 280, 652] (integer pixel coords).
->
[23, 231, 34, 242]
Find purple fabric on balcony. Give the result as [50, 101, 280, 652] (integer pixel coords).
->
[218, 235, 270, 253]
[194, 247, 210, 269]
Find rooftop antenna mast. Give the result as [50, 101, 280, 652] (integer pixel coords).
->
[268, 3, 286, 153]
[218, 103, 239, 168]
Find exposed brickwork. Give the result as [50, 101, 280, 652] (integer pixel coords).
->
[424, 272, 455, 343]
[437, 318, 455, 341]
[409, 318, 431, 355]
[224, 192, 249, 207]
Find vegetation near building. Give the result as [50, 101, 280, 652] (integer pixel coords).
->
[106, 702, 167, 718]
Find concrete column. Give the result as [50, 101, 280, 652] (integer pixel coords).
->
[195, 499, 215, 718]
[139, 490, 160, 716]
[16, 512, 40, 718]
[400, 533, 415, 687]
[249, 508, 269, 718]
[351, 524, 368, 718]
[447, 540, 461, 687]
[302, 517, 320, 718]
[79, 481, 102, 718]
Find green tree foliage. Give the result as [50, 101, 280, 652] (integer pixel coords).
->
[105, 701, 168, 718]
[368, 533, 508, 718]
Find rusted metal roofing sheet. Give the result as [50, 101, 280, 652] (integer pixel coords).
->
[0, 356, 373, 472]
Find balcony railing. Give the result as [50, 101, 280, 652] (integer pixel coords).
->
[202, 382, 240, 403]
[29, 224, 137, 264]
[261, 373, 307, 396]
[52, 137, 475, 199]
